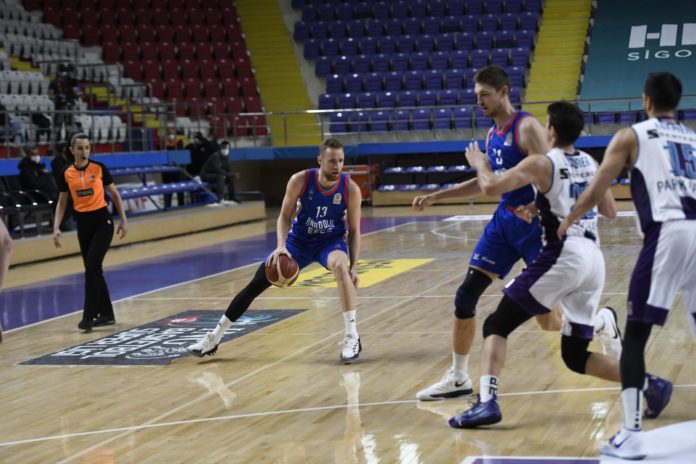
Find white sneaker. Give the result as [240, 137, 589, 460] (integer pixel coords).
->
[416, 367, 474, 401]
[340, 336, 362, 363]
[595, 306, 622, 358]
[599, 427, 646, 460]
[187, 332, 220, 357]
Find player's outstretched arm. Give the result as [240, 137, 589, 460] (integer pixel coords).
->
[268, 172, 304, 268]
[466, 141, 551, 196]
[558, 128, 636, 239]
[411, 177, 482, 211]
[346, 179, 362, 287]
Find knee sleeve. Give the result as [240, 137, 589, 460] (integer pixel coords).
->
[454, 268, 492, 319]
[482, 294, 533, 338]
[561, 335, 591, 374]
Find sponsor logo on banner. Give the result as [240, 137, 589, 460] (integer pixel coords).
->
[627, 23, 696, 61]
[20, 310, 303, 366]
[285, 258, 433, 288]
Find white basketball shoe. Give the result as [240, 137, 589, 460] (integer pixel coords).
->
[187, 332, 220, 357]
[595, 306, 622, 358]
[340, 336, 362, 363]
[599, 427, 646, 460]
[416, 367, 474, 401]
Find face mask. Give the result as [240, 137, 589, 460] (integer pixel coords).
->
[221, 148, 230, 156]
[168, 134, 176, 141]
[31, 155, 41, 163]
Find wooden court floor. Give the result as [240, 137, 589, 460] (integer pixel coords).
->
[1, 203, 695, 463]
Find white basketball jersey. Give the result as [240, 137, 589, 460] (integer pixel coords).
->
[631, 117, 696, 232]
[536, 148, 599, 244]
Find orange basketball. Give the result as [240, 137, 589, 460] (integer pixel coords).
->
[265, 254, 300, 287]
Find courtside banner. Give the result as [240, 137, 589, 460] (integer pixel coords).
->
[20, 310, 303, 366]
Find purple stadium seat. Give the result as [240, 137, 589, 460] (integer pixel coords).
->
[499, 13, 518, 31]
[359, 37, 377, 55]
[340, 38, 358, 55]
[397, 90, 417, 107]
[403, 17, 421, 35]
[370, 110, 390, 131]
[319, 93, 336, 110]
[385, 18, 402, 36]
[404, 70, 423, 90]
[391, 53, 410, 72]
[490, 48, 510, 66]
[454, 32, 473, 50]
[304, 39, 320, 60]
[475, 31, 494, 49]
[410, 51, 430, 70]
[412, 109, 432, 130]
[470, 49, 489, 68]
[596, 112, 616, 125]
[337, 4, 354, 21]
[459, 88, 477, 104]
[453, 107, 473, 128]
[447, 0, 466, 16]
[422, 17, 441, 35]
[480, 14, 499, 32]
[416, 34, 436, 52]
[378, 37, 397, 54]
[392, 1, 409, 19]
[366, 19, 385, 37]
[450, 50, 469, 70]
[372, 53, 390, 73]
[384, 71, 403, 91]
[410, 0, 427, 18]
[294, 21, 309, 42]
[462, 15, 479, 34]
[467, 0, 485, 15]
[337, 92, 356, 109]
[506, 0, 523, 13]
[438, 89, 459, 106]
[423, 70, 444, 90]
[474, 107, 493, 129]
[515, 30, 534, 48]
[326, 74, 344, 93]
[357, 92, 377, 108]
[520, 12, 539, 31]
[333, 55, 351, 74]
[377, 91, 397, 108]
[418, 89, 437, 106]
[437, 33, 456, 51]
[486, 0, 504, 14]
[445, 69, 465, 89]
[495, 30, 516, 48]
[441, 16, 462, 33]
[373, 2, 391, 20]
[430, 51, 450, 69]
[364, 72, 384, 91]
[393, 109, 410, 130]
[397, 35, 416, 53]
[351, 54, 371, 73]
[316, 56, 333, 77]
[322, 38, 340, 56]
[429, 0, 447, 16]
[332, 21, 347, 39]
[511, 47, 530, 67]
[311, 22, 329, 40]
[347, 20, 366, 37]
[434, 108, 452, 129]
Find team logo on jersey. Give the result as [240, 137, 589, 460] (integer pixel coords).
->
[333, 193, 342, 204]
[504, 132, 513, 146]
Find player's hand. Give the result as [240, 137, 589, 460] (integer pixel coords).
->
[266, 246, 291, 268]
[117, 220, 128, 239]
[514, 203, 537, 224]
[557, 217, 573, 240]
[465, 141, 486, 168]
[53, 229, 62, 248]
[412, 194, 434, 211]
[349, 267, 360, 288]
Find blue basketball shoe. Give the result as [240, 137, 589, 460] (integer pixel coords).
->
[644, 374, 672, 419]
[448, 395, 502, 428]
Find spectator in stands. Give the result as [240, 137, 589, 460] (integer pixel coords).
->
[187, 132, 214, 176]
[53, 132, 128, 332]
[18, 146, 59, 203]
[48, 63, 79, 142]
[0, 101, 25, 145]
[0, 218, 12, 342]
[200, 139, 240, 204]
[163, 127, 186, 209]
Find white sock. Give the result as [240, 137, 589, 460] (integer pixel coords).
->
[621, 388, 642, 431]
[453, 353, 469, 378]
[343, 310, 358, 338]
[480, 375, 499, 403]
[212, 315, 233, 343]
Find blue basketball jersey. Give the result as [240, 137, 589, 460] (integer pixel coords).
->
[486, 111, 536, 207]
[289, 169, 349, 241]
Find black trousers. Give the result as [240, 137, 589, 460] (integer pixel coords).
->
[200, 174, 238, 202]
[75, 207, 114, 322]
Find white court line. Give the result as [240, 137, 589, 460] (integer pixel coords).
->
[53, 249, 465, 463]
[4, 383, 695, 448]
[430, 222, 471, 241]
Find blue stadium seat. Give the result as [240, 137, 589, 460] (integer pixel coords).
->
[410, 51, 429, 70]
[438, 89, 459, 106]
[515, 30, 534, 48]
[378, 36, 397, 54]
[480, 14, 499, 32]
[345, 74, 363, 92]
[470, 49, 489, 68]
[429, 0, 447, 17]
[393, 109, 410, 130]
[315, 56, 332, 77]
[462, 15, 479, 33]
[364, 72, 384, 91]
[422, 17, 441, 35]
[474, 107, 493, 129]
[349, 111, 369, 132]
[353, 2, 373, 19]
[392, 1, 409, 19]
[404, 70, 423, 90]
[373, 2, 391, 20]
[304, 39, 320, 60]
[403, 17, 421, 35]
[596, 112, 616, 125]
[412, 109, 432, 130]
[312, 22, 330, 40]
[507, 66, 525, 88]
[340, 38, 358, 55]
[436, 33, 456, 51]
[520, 12, 539, 31]
[391, 53, 410, 72]
[475, 31, 494, 49]
[301, 6, 317, 22]
[525, 0, 543, 14]
[434, 108, 452, 129]
[351, 54, 371, 73]
[317, 5, 336, 21]
[337, 92, 356, 109]
[377, 91, 397, 108]
[416, 34, 436, 52]
[454, 32, 473, 50]
[331, 21, 347, 39]
[495, 30, 515, 48]
[490, 48, 509, 66]
[330, 112, 348, 133]
[357, 92, 377, 109]
[384, 71, 403, 91]
[397, 35, 416, 53]
[410, 0, 427, 18]
[441, 16, 462, 33]
[506, 0, 523, 13]
[418, 89, 437, 106]
[370, 110, 390, 131]
[486, 0, 504, 14]
[447, 0, 466, 16]
[333, 55, 351, 74]
[319, 93, 336, 110]
[466, 0, 484, 14]
[510, 47, 530, 67]
[359, 37, 377, 55]
[366, 19, 385, 37]
[372, 53, 390, 73]
[385, 18, 403, 36]
[430, 51, 449, 69]
[453, 107, 472, 128]
[499, 13, 518, 31]
[459, 88, 476, 104]
[397, 90, 417, 107]
[423, 70, 443, 90]
[326, 74, 344, 93]
[450, 50, 469, 69]
[337, 4, 354, 21]
[347, 20, 366, 37]
[444, 69, 465, 89]
[294, 21, 309, 42]
[322, 38, 339, 56]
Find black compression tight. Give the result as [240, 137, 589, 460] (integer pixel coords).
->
[620, 320, 653, 390]
[224, 263, 272, 322]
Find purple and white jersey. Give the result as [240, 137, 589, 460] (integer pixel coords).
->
[536, 148, 599, 244]
[631, 116, 696, 233]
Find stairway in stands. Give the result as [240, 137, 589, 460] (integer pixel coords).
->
[523, 0, 591, 119]
[236, 0, 320, 146]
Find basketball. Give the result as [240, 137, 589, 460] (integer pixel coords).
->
[265, 254, 300, 287]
